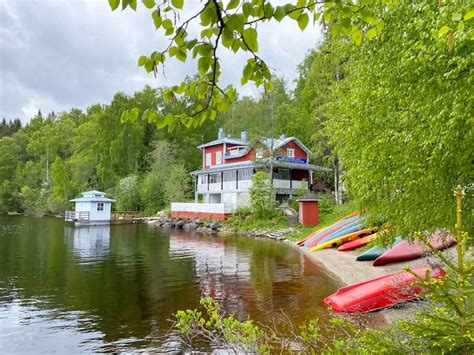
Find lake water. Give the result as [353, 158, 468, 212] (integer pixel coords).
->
[0, 216, 339, 353]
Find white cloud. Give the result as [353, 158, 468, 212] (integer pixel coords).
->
[0, 0, 321, 123]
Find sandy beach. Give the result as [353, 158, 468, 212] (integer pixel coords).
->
[291, 241, 459, 326]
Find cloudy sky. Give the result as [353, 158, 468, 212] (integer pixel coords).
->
[0, 0, 322, 123]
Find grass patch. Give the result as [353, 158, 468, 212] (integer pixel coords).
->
[286, 200, 357, 242]
[224, 207, 288, 232]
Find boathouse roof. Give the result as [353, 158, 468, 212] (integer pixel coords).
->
[70, 190, 115, 203]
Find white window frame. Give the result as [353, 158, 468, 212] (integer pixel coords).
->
[97, 202, 104, 211]
[216, 151, 222, 165]
[206, 152, 212, 166]
[287, 148, 295, 158]
[256, 148, 263, 159]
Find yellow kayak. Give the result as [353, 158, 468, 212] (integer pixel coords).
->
[310, 228, 375, 252]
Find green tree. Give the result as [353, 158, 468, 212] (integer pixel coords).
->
[140, 140, 175, 214]
[324, 0, 473, 236]
[115, 174, 141, 211]
[249, 171, 275, 218]
[0, 137, 21, 212]
[163, 163, 191, 204]
[48, 157, 72, 213]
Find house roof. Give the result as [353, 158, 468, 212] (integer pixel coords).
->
[260, 136, 312, 155]
[198, 137, 248, 149]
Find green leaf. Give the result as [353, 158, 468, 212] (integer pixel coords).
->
[227, 14, 244, 31]
[231, 39, 240, 53]
[138, 55, 147, 66]
[152, 10, 162, 28]
[243, 61, 253, 79]
[108, 0, 120, 10]
[438, 26, 450, 38]
[198, 57, 211, 75]
[186, 39, 198, 50]
[176, 48, 187, 63]
[227, 0, 239, 10]
[351, 27, 363, 45]
[121, 108, 140, 123]
[464, 10, 474, 21]
[128, 0, 137, 11]
[242, 3, 252, 17]
[142, 0, 155, 9]
[297, 13, 309, 31]
[142, 109, 159, 123]
[162, 19, 173, 30]
[366, 28, 377, 40]
[242, 27, 258, 52]
[171, 0, 183, 10]
[274, 6, 286, 22]
[144, 59, 154, 73]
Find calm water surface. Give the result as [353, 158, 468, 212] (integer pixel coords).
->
[0, 216, 339, 353]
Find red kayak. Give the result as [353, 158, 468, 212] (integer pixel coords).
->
[324, 266, 446, 313]
[373, 231, 456, 266]
[337, 233, 379, 251]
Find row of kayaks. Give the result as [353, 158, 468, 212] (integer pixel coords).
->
[297, 211, 456, 313]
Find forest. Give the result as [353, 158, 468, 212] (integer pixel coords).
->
[0, 74, 329, 215]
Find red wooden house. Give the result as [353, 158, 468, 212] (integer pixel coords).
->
[171, 128, 330, 220]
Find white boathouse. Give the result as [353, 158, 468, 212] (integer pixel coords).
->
[65, 190, 115, 226]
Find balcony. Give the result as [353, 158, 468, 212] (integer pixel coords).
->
[65, 211, 90, 221]
[196, 179, 307, 193]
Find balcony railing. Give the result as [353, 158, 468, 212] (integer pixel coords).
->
[196, 179, 307, 192]
[65, 211, 90, 221]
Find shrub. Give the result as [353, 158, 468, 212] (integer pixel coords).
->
[249, 171, 276, 218]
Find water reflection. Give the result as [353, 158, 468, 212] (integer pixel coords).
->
[0, 217, 339, 353]
[64, 225, 110, 260]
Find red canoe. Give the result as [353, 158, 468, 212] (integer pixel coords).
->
[337, 233, 379, 251]
[373, 231, 456, 266]
[324, 266, 446, 313]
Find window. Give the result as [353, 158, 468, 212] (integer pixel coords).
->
[216, 151, 222, 165]
[223, 170, 236, 182]
[238, 168, 253, 181]
[273, 168, 290, 180]
[205, 152, 211, 166]
[208, 173, 221, 184]
[200, 175, 207, 184]
[287, 148, 295, 158]
[97, 202, 104, 211]
[256, 148, 263, 159]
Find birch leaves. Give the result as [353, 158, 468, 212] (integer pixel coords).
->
[110, 0, 384, 129]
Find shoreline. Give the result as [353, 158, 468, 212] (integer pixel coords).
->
[289, 240, 458, 327]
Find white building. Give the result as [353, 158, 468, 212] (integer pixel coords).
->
[65, 190, 115, 226]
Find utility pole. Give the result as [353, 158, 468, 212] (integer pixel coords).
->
[268, 90, 275, 185]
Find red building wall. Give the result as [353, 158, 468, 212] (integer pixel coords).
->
[203, 144, 225, 169]
[275, 141, 308, 160]
[202, 140, 309, 169]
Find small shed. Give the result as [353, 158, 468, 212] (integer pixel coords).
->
[65, 190, 115, 226]
[298, 193, 319, 226]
